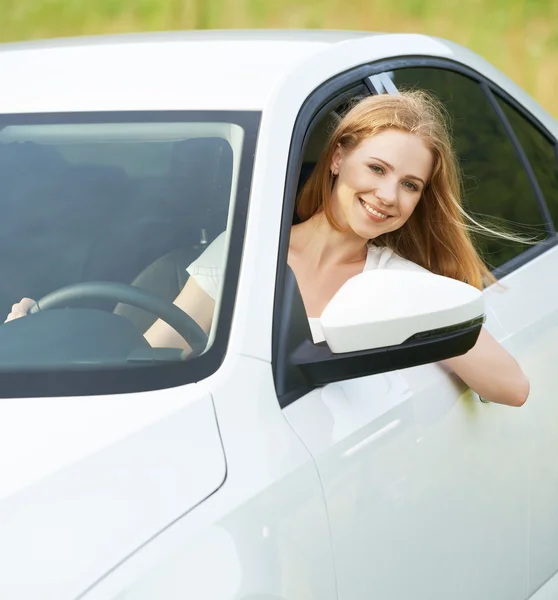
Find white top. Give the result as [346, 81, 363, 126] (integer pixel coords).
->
[186, 231, 429, 343]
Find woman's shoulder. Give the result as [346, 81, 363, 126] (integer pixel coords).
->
[365, 244, 430, 274]
[186, 231, 227, 299]
[188, 231, 227, 270]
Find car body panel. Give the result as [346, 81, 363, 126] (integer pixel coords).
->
[0, 30, 368, 113]
[482, 244, 558, 595]
[284, 295, 531, 599]
[80, 356, 337, 600]
[0, 386, 226, 600]
[529, 570, 558, 600]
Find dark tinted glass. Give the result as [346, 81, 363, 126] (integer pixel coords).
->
[391, 68, 547, 268]
[497, 95, 558, 228]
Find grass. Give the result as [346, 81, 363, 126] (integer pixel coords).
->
[0, 0, 557, 117]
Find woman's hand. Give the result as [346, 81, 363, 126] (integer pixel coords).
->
[444, 327, 529, 407]
[4, 298, 35, 323]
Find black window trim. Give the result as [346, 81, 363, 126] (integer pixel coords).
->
[480, 82, 558, 257]
[0, 109, 260, 398]
[273, 55, 558, 408]
[483, 82, 555, 236]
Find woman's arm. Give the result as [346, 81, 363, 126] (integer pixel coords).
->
[4, 271, 216, 356]
[144, 276, 215, 354]
[443, 327, 529, 407]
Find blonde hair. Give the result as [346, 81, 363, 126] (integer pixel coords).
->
[296, 91, 498, 289]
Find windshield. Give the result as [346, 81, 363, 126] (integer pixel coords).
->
[0, 111, 259, 397]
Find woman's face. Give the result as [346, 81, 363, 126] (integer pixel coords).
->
[330, 129, 434, 240]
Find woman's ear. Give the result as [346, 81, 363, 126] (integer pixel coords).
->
[330, 144, 343, 175]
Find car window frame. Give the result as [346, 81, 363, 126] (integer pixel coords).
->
[273, 56, 558, 408]
[0, 109, 260, 398]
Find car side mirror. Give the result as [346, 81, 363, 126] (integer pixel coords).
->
[320, 269, 484, 353]
[274, 267, 485, 408]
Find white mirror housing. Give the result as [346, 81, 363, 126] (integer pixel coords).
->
[320, 270, 485, 354]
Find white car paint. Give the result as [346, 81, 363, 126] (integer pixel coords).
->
[0, 386, 226, 599]
[0, 385, 214, 500]
[0, 29, 556, 600]
[83, 356, 338, 600]
[320, 270, 484, 352]
[483, 248, 558, 595]
[0, 31, 366, 113]
[284, 310, 532, 598]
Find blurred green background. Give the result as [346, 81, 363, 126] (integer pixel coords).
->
[1, 0, 557, 117]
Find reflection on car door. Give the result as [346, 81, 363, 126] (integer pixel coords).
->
[283, 298, 529, 599]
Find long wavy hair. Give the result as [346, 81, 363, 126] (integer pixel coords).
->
[296, 91, 499, 289]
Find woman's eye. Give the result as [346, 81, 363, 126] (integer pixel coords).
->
[369, 164, 384, 174]
[403, 181, 419, 192]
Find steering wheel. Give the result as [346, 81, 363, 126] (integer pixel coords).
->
[29, 281, 208, 356]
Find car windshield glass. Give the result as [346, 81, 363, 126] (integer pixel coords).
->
[0, 111, 259, 393]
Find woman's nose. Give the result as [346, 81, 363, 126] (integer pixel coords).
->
[375, 181, 398, 205]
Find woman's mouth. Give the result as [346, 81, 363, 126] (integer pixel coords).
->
[359, 198, 391, 222]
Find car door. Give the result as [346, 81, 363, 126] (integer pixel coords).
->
[487, 93, 558, 597]
[276, 63, 554, 599]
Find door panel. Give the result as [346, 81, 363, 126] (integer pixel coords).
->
[284, 305, 529, 599]
[483, 246, 558, 596]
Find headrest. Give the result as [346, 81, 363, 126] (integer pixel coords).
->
[169, 137, 234, 219]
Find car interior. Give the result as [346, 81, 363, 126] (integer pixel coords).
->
[0, 125, 239, 334]
[0, 120, 250, 366]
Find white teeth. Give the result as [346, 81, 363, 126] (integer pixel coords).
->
[360, 199, 388, 219]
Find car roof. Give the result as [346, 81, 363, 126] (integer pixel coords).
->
[0, 28, 547, 127]
[0, 29, 382, 113]
[1, 28, 376, 50]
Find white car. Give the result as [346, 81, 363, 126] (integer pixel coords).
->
[0, 29, 556, 600]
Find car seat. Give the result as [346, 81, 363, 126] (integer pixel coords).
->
[113, 137, 233, 332]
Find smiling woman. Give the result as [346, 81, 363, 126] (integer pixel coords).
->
[297, 91, 494, 289]
[289, 91, 529, 406]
